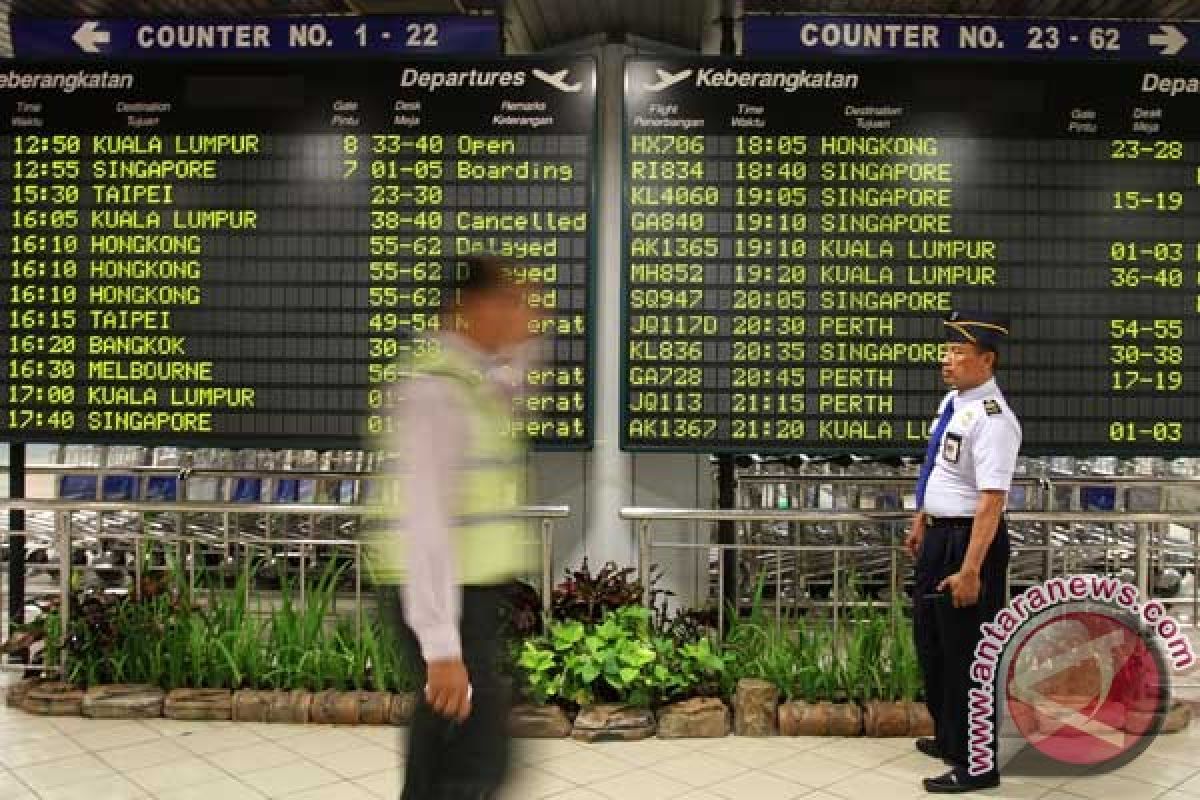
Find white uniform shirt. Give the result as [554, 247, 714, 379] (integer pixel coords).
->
[922, 377, 1022, 517]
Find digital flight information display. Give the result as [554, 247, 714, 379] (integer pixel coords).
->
[623, 58, 1200, 454]
[0, 59, 595, 448]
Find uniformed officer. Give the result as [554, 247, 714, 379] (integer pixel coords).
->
[903, 310, 1021, 793]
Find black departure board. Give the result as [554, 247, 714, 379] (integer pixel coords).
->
[622, 58, 1200, 454]
[0, 59, 595, 448]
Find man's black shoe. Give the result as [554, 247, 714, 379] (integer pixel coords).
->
[915, 737, 943, 760]
[923, 767, 1000, 793]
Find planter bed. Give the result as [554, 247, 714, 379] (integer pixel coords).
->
[13, 678, 1185, 739]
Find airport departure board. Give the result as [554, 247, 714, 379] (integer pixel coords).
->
[623, 58, 1200, 454]
[0, 59, 595, 448]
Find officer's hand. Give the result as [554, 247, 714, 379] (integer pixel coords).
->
[904, 514, 926, 558]
[426, 658, 472, 722]
[938, 570, 981, 608]
[903, 529, 923, 558]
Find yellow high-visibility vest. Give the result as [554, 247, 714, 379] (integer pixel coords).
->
[368, 343, 534, 586]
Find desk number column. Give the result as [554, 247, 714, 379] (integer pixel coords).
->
[363, 132, 447, 438]
[1106, 137, 1190, 447]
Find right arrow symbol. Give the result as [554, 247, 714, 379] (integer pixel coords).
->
[1149, 24, 1187, 56]
[72, 21, 111, 53]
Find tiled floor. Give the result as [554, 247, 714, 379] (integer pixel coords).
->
[2, 697, 1200, 800]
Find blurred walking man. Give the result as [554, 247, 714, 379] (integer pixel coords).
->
[375, 255, 539, 799]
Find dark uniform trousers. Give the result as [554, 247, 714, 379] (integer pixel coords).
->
[914, 517, 1010, 770]
[381, 585, 512, 800]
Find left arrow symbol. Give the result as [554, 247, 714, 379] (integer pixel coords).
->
[72, 21, 111, 53]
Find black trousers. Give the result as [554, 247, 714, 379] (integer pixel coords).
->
[382, 585, 512, 800]
[914, 517, 1010, 770]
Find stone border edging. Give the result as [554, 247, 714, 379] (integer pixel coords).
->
[5, 678, 1190, 739]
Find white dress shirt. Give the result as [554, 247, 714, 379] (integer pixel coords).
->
[922, 377, 1022, 517]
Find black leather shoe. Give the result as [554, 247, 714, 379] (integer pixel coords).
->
[916, 737, 942, 760]
[923, 768, 1000, 793]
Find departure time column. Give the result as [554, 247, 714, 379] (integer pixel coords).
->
[4, 132, 84, 436]
[728, 133, 810, 446]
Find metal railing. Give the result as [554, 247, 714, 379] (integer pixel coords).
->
[1, 499, 569, 674]
[0, 464, 383, 549]
[728, 474, 1200, 611]
[621, 506, 1200, 642]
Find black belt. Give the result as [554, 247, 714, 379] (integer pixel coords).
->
[925, 515, 974, 528]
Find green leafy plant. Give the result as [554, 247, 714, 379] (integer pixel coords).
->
[719, 571, 921, 705]
[41, 550, 415, 694]
[838, 602, 887, 703]
[720, 574, 810, 700]
[264, 557, 347, 690]
[43, 609, 62, 672]
[207, 570, 265, 690]
[518, 605, 725, 708]
[517, 618, 581, 704]
[361, 611, 414, 693]
[835, 579, 923, 704]
[42, 553, 925, 708]
[651, 634, 727, 702]
[883, 599, 923, 702]
[792, 619, 838, 703]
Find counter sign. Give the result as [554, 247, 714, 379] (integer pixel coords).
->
[11, 16, 500, 58]
[744, 15, 1195, 61]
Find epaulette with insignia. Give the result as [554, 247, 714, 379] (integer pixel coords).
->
[983, 399, 1002, 416]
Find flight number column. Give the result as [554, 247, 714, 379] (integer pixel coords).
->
[361, 132, 447, 438]
[4, 134, 84, 436]
[1105, 137, 1197, 448]
[727, 134, 810, 447]
[626, 133, 719, 445]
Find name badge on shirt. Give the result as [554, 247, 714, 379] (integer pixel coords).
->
[943, 432, 963, 464]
